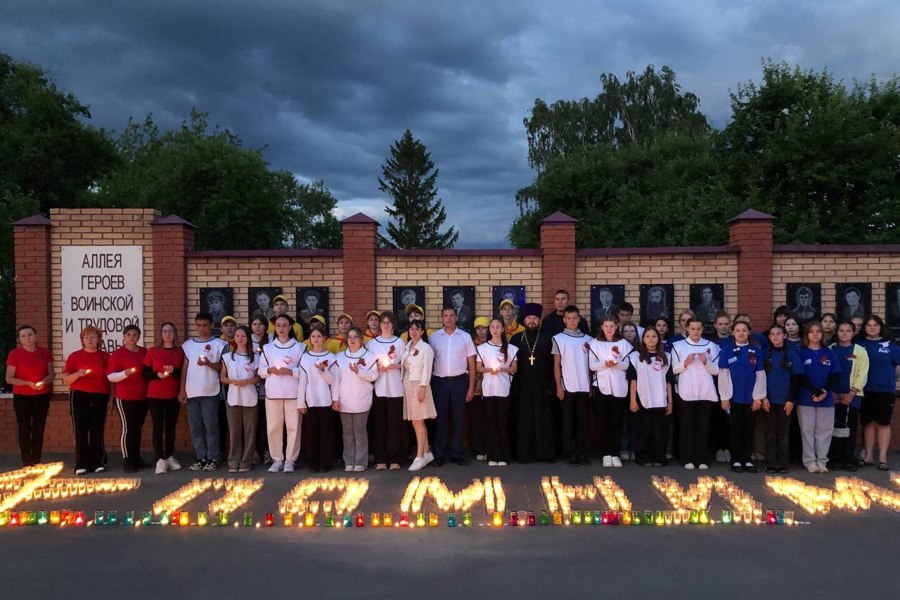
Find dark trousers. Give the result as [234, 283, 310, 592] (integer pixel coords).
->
[729, 403, 756, 465]
[708, 402, 730, 453]
[305, 406, 336, 471]
[148, 398, 180, 461]
[764, 403, 791, 469]
[115, 398, 148, 465]
[70, 390, 108, 472]
[678, 400, 713, 466]
[371, 395, 405, 464]
[218, 390, 229, 459]
[255, 398, 268, 458]
[635, 405, 669, 465]
[13, 394, 50, 466]
[467, 395, 486, 455]
[561, 390, 589, 460]
[483, 395, 511, 462]
[432, 375, 468, 459]
[829, 404, 859, 468]
[595, 390, 627, 457]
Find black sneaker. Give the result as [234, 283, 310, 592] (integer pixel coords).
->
[189, 459, 206, 471]
[203, 460, 219, 472]
[776, 466, 789, 474]
[123, 462, 137, 473]
[731, 463, 744, 473]
[744, 463, 758, 473]
[765, 466, 777, 474]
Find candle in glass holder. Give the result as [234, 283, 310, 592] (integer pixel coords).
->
[399, 513, 409, 527]
[428, 513, 439, 528]
[265, 513, 275, 527]
[37, 510, 48, 526]
[355, 513, 365, 528]
[383, 513, 393, 527]
[492, 512, 503, 527]
[721, 509, 732, 525]
[94, 510, 106, 526]
[527, 511, 536, 526]
[243, 512, 254, 527]
[304, 512, 316, 527]
[552, 511, 563, 526]
[197, 512, 208, 527]
[342, 514, 352, 528]
[509, 511, 519, 527]
[370, 512, 381, 527]
[179, 511, 190, 527]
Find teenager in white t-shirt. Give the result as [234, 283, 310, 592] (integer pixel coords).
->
[476, 319, 518, 466]
[552, 305, 592, 466]
[671, 319, 720, 470]
[333, 327, 378, 472]
[298, 329, 337, 473]
[220, 326, 260, 472]
[627, 328, 674, 467]
[589, 317, 633, 468]
[258, 314, 304, 473]
[365, 312, 407, 470]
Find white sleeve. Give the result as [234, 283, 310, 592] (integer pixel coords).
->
[320, 362, 336, 386]
[296, 369, 308, 409]
[672, 346, 687, 375]
[107, 370, 129, 383]
[258, 350, 270, 378]
[718, 368, 733, 401]
[330, 368, 341, 403]
[588, 342, 604, 373]
[752, 370, 767, 400]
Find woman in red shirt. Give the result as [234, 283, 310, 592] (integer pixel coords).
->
[143, 322, 185, 474]
[62, 326, 111, 475]
[5, 325, 54, 466]
[107, 324, 149, 473]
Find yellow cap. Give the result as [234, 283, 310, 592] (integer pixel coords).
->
[272, 295, 288, 305]
[406, 303, 424, 316]
[366, 310, 381, 319]
[337, 313, 353, 323]
[474, 317, 490, 329]
[310, 315, 326, 326]
[220, 315, 236, 325]
[499, 299, 515, 309]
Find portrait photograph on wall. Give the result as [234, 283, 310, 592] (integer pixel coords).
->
[199, 287, 234, 333]
[786, 283, 821, 324]
[689, 283, 725, 325]
[248, 287, 282, 322]
[835, 283, 871, 321]
[443, 286, 476, 331]
[393, 286, 425, 333]
[886, 283, 900, 340]
[639, 284, 674, 328]
[296, 287, 329, 335]
[590, 284, 625, 331]
[491, 285, 526, 320]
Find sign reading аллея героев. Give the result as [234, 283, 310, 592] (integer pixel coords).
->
[60, 246, 144, 356]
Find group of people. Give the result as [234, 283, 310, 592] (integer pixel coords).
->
[5, 290, 900, 476]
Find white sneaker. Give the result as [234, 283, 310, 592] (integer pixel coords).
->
[166, 456, 182, 471]
[353, 465, 366, 472]
[155, 459, 167, 475]
[723, 450, 731, 462]
[807, 464, 818, 473]
[684, 463, 695, 470]
[602, 455, 613, 467]
[619, 451, 631, 461]
[611, 456, 623, 468]
[345, 465, 354, 472]
[476, 454, 486, 461]
[422, 451, 434, 467]
[283, 460, 295, 473]
[75, 468, 87, 475]
[715, 450, 726, 462]
[408, 457, 425, 471]
[818, 463, 828, 473]
[94, 466, 106, 473]
[488, 461, 498, 466]
[698, 464, 709, 470]
[497, 461, 507, 466]
[268, 460, 284, 473]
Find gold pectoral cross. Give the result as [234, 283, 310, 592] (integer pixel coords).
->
[529, 354, 535, 366]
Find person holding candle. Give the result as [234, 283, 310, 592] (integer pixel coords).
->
[5, 324, 54, 467]
[298, 329, 337, 473]
[476, 318, 518, 466]
[143, 322, 185, 475]
[552, 305, 592, 466]
[258, 314, 305, 473]
[403, 319, 437, 471]
[221, 326, 261, 473]
[795, 321, 842, 473]
[717, 321, 766, 473]
[762, 325, 803, 473]
[250, 316, 271, 465]
[671, 318, 720, 470]
[107, 325, 150, 473]
[333, 327, 378, 472]
[365, 311, 406, 470]
[856, 315, 900, 470]
[827, 320, 869, 471]
[63, 325, 111, 475]
[179, 312, 228, 472]
[588, 317, 632, 468]
[627, 328, 673, 467]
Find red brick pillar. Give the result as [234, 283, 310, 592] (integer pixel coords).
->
[341, 213, 378, 323]
[13, 215, 53, 341]
[729, 209, 776, 327]
[152, 215, 195, 337]
[540, 211, 578, 308]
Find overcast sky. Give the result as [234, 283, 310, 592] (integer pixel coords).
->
[3, 1, 898, 246]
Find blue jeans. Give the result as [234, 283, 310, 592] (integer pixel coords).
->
[432, 375, 468, 459]
[187, 395, 221, 461]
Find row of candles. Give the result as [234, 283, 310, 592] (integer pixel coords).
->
[278, 478, 369, 516]
[399, 477, 505, 514]
[542, 476, 634, 514]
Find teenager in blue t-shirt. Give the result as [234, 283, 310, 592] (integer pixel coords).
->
[857, 315, 900, 470]
[795, 321, 842, 473]
[718, 321, 766, 473]
[763, 325, 803, 473]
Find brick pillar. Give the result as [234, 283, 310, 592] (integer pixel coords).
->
[152, 215, 195, 337]
[341, 213, 378, 323]
[729, 209, 776, 327]
[540, 211, 578, 309]
[13, 215, 53, 342]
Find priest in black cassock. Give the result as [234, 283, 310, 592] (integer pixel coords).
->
[511, 303, 556, 462]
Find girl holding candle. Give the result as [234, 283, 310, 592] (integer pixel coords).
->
[476, 318, 518, 466]
[589, 317, 632, 468]
[828, 320, 869, 471]
[627, 328, 673, 467]
[365, 312, 406, 470]
[795, 321, 842, 473]
[5, 325, 54, 467]
[333, 327, 378, 472]
[857, 315, 900, 470]
[258, 315, 304, 473]
[143, 322, 185, 475]
[221, 326, 260, 473]
[250, 316, 271, 465]
[298, 329, 337, 473]
[402, 319, 437, 471]
[63, 326, 111, 475]
[107, 325, 149, 473]
[762, 325, 803, 473]
[717, 321, 766, 473]
[671, 319, 720, 470]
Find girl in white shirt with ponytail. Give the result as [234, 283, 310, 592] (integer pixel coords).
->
[333, 327, 378, 472]
[258, 315, 304, 473]
[298, 329, 337, 473]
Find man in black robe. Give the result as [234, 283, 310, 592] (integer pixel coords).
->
[511, 302, 556, 462]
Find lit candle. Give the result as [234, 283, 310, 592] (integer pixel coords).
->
[355, 513, 365, 528]
[382, 513, 393, 527]
[428, 513, 439, 527]
[265, 513, 275, 527]
[415, 513, 426, 528]
[492, 512, 503, 527]
[243, 512, 254, 527]
[197, 512, 208, 527]
[370, 512, 380, 527]
[527, 511, 536, 526]
[304, 512, 316, 527]
[447, 512, 456, 528]
[180, 511, 190, 527]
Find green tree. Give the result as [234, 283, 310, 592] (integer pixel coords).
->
[379, 129, 458, 249]
[281, 177, 342, 249]
[718, 60, 900, 243]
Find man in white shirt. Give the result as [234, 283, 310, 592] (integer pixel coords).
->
[430, 306, 476, 466]
[552, 305, 592, 466]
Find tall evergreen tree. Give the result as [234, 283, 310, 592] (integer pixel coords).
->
[379, 129, 458, 249]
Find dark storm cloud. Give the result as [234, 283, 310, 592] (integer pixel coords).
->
[2, 1, 898, 246]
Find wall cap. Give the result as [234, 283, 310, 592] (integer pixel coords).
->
[728, 209, 775, 223]
[341, 212, 380, 225]
[541, 211, 578, 224]
[187, 249, 342, 258]
[577, 245, 738, 257]
[152, 214, 196, 228]
[12, 214, 51, 227]
[378, 248, 542, 257]
[774, 244, 900, 254]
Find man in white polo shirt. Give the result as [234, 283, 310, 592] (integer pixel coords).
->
[430, 306, 477, 466]
[552, 305, 592, 466]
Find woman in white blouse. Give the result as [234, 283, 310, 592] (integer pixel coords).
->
[258, 315, 304, 473]
[475, 318, 518, 466]
[333, 328, 378, 472]
[403, 319, 437, 471]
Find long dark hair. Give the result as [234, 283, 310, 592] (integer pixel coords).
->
[638, 328, 667, 366]
[230, 325, 254, 363]
[764, 325, 791, 372]
[862, 314, 886, 340]
[489, 318, 509, 360]
[596, 317, 622, 342]
[273, 315, 296, 340]
[408, 319, 429, 344]
[251, 315, 269, 347]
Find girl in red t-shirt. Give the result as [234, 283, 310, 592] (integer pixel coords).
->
[5, 325, 54, 466]
[107, 324, 149, 473]
[62, 325, 111, 475]
[143, 322, 185, 474]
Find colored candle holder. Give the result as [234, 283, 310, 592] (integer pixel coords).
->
[399, 513, 409, 527]
[766, 509, 777, 525]
[552, 511, 562, 526]
[621, 511, 632, 525]
[447, 512, 456, 528]
[142, 511, 153, 526]
[776, 510, 785, 525]
[324, 513, 334, 528]
[689, 510, 699, 525]
[492, 512, 503, 527]
[655, 511, 665, 526]
[371, 512, 381, 527]
[698, 509, 709, 525]
[382, 513, 393, 527]
[527, 511, 536, 526]
[265, 513, 275, 527]
[123, 511, 135, 526]
[509, 511, 519, 527]
[180, 512, 190, 526]
[643, 510, 653, 525]
[631, 511, 641, 526]
[94, 511, 106, 526]
[73, 512, 86, 527]
[243, 512, 253, 527]
[159, 512, 170, 526]
[218, 512, 229, 526]
[197, 512, 208, 527]
[355, 513, 365, 528]
[721, 509, 732, 525]
[106, 511, 117, 526]
[37, 510, 48, 526]
[49, 511, 61, 525]
[571, 510, 582, 525]
[304, 512, 316, 527]
[592, 510, 602, 525]
[539, 510, 550, 526]
[415, 513, 426, 527]
[428, 513, 439, 527]
[461, 513, 471, 527]
[343, 514, 352, 528]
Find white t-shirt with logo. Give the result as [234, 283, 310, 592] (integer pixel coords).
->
[552, 330, 592, 393]
[182, 337, 228, 398]
[476, 342, 518, 398]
